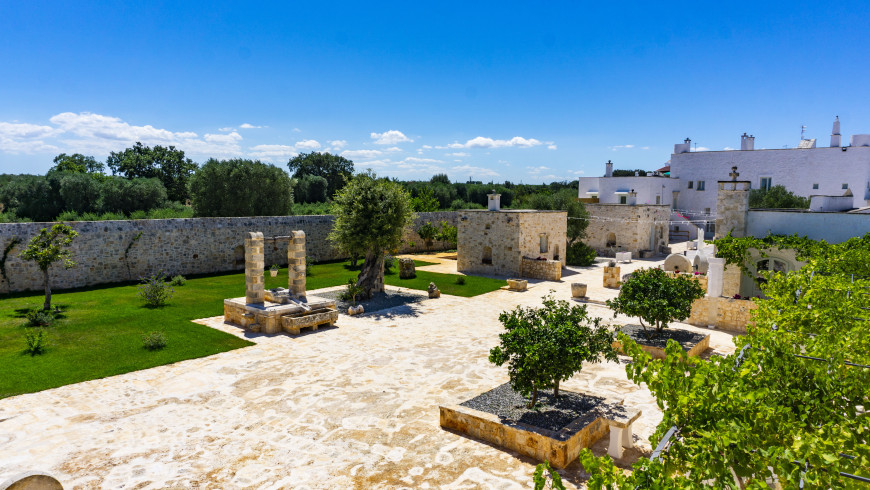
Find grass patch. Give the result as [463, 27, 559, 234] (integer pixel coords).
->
[0, 257, 497, 398]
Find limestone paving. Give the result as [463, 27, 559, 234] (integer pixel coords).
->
[0, 253, 739, 489]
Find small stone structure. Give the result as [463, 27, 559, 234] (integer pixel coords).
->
[663, 253, 692, 273]
[439, 393, 641, 468]
[715, 172, 751, 239]
[583, 203, 670, 256]
[506, 278, 528, 291]
[427, 282, 440, 298]
[457, 200, 566, 280]
[571, 283, 587, 298]
[398, 258, 416, 279]
[688, 296, 758, 333]
[224, 231, 338, 335]
[603, 265, 621, 288]
[0, 471, 64, 490]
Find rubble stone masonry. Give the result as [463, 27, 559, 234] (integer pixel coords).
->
[0, 212, 457, 293]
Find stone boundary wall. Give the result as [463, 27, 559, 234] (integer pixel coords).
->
[687, 296, 758, 333]
[520, 257, 562, 281]
[0, 212, 457, 293]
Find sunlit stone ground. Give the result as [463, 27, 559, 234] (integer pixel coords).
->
[0, 246, 737, 489]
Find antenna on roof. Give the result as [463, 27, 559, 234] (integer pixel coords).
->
[800, 125, 807, 140]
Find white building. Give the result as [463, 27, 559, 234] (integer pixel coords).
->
[580, 117, 870, 240]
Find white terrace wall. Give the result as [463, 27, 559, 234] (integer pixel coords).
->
[746, 210, 870, 243]
[0, 212, 458, 293]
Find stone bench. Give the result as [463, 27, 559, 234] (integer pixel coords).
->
[599, 404, 642, 459]
[615, 251, 632, 263]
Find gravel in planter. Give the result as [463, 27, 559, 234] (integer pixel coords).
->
[460, 382, 605, 433]
[619, 324, 707, 351]
[318, 289, 426, 315]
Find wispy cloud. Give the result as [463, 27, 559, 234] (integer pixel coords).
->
[294, 139, 321, 151]
[328, 140, 347, 149]
[445, 136, 543, 149]
[342, 149, 383, 159]
[371, 130, 412, 145]
[610, 144, 635, 151]
[446, 152, 469, 157]
[451, 165, 500, 177]
[239, 123, 264, 129]
[249, 144, 297, 161]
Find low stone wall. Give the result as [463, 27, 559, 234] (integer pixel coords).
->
[687, 296, 758, 333]
[665, 272, 708, 291]
[520, 257, 562, 281]
[603, 266, 620, 288]
[0, 212, 457, 293]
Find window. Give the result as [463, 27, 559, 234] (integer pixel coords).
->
[606, 232, 617, 247]
[656, 195, 661, 204]
[539, 234, 549, 254]
[482, 246, 492, 265]
[704, 207, 711, 214]
[619, 195, 627, 204]
[706, 222, 716, 233]
[697, 181, 705, 191]
[688, 181, 694, 189]
[760, 177, 772, 190]
[843, 183, 849, 190]
[812, 183, 819, 190]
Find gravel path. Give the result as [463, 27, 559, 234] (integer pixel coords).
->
[318, 289, 426, 314]
[461, 382, 605, 432]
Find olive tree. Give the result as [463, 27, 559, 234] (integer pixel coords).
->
[19, 223, 78, 311]
[606, 267, 704, 340]
[328, 171, 414, 298]
[189, 159, 293, 217]
[489, 294, 615, 408]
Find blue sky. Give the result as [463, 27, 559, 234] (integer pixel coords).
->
[2, 1, 870, 182]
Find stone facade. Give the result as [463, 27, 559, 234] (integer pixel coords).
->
[583, 204, 670, 256]
[603, 266, 620, 288]
[456, 210, 566, 278]
[244, 232, 265, 304]
[0, 212, 457, 294]
[519, 257, 562, 281]
[687, 296, 758, 333]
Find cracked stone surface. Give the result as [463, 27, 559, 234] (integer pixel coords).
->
[0, 247, 738, 489]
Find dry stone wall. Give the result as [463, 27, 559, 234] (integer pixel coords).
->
[584, 204, 670, 256]
[688, 296, 758, 333]
[0, 212, 457, 293]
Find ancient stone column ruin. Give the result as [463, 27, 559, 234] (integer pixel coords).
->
[287, 230, 306, 298]
[245, 231, 265, 304]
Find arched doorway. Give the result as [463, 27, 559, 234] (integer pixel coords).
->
[482, 246, 493, 265]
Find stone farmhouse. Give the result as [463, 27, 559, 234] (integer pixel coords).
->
[456, 194, 566, 280]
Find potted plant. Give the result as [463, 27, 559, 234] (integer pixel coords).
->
[269, 264, 279, 277]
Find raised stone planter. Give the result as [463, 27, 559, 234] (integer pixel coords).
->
[613, 324, 710, 359]
[281, 306, 338, 335]
[571, 283, 587, 298]
[507, 278, 528, 291]
[603, 266, 620, 288]
[440, 384, 640, 468]
[224, 296, 336, 334]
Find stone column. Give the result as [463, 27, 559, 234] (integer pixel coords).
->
[696, 226, 705, 250]
[287, 230, 306, 298]
[245, 232, 265, 304]
[714, 180, 750, 239]
[707, 257, 725, 298]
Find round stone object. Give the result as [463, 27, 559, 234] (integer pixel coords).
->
[398, 258, 416, 279]
[663, 253, 692, 273]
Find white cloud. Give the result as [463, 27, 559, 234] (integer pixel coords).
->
[370, 130, 412, 145]
[239, 123, 263, 129]
[695, 146, 710, 151]
[328, 140, 347, 149]
[342, 149, 383, 159]
[248, 144, 298, 161]
[204, 132, 242, 144]
[294, 139, 321, 151]
[421, 145, 432, 149]
[610, 144, 635, 151]
[0, 122, 61, 153]
[547, 144, 557, 150]
[403, 157, 443, 164]
[292, 127, 302, 133]
[571, 170, 585, 175]
[641, 146, 650, 150]
[218, 127, 235, 132]
[384, 146, 403, 153]
[446, 152, 469, 157]
[526, 166, 551, 174]
[723, 146, 735, 151]
[444, 136, 543, 149]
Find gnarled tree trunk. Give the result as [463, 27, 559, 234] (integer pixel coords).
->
[43, 268, 52, 311]
[356, 250, 385, 300]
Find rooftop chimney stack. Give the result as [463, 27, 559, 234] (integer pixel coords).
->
[740, 133, 755, 151]
[487, 192, 501, 211]
[831, 116, 842, 147]
[674, 138, 691, 154]
[605, 160, 613, 177]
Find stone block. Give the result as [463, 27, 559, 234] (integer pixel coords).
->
[399, 258, 416, 279]
[571, 283, 587, 298]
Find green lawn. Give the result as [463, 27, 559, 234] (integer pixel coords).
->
[1, 258, 503, 398]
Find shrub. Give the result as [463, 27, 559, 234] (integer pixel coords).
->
[417, 222, 438, 249]
[338, 278, 365, 305]
[169, 274, 187, 286]
[435, 221, 458, 248]
[383, 254, 395, 273]
[24, 327, 49, 356]
[26, 309, 54, 326]
[137, 272, 174, 307]
[489, 294, 615, 407]
[567, 242, 597, 266]
[189, 158, 294, 217]
[142, 331, 168, 350]
[455, 275, 466, 285]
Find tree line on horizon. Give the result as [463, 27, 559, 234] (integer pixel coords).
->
[0, 143, 585, 222]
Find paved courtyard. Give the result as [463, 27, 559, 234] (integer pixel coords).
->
[0, 251, 738, 489]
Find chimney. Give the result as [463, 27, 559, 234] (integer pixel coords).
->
[487, 192, 501, 211]
[605, 160, 613, 177]
[674, 138, 691, 154]
[831, 116, 841, 147]
[740, 133, 755, 150]
[627, 189, 637, 206]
